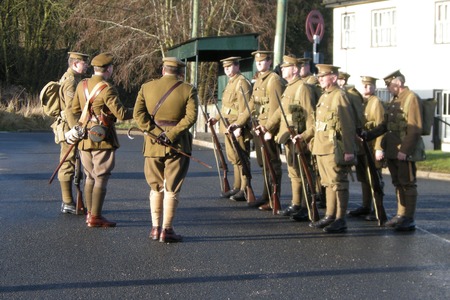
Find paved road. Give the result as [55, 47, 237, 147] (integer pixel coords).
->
[0, 132, 448, 299]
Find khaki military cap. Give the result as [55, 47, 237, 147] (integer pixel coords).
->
[298, 57, 311, 65]
[316, 64, 340, 77]
[68, 52, 89, 61]
[361, 76, 378, 85]
[163, 57, 186, 68]
[220, 57, 241, 67]
[91, 53, 113, 67]
[383, 69, 404, 85]
[338, 71, 350, 81]
[251, 51, 273, 62]
[280, 55, 299, 68]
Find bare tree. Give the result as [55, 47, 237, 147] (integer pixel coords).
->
[0, 0, 73, 92]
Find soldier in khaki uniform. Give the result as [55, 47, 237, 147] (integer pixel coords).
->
[56, 51, 89, 214]
[299, 57, 322, 104]
[209, 57, 253, 202]
[348, 76, 386, 221]
[134, 57, 198, 243]
[364, 70, 422, 231]
[248, 50, 285, 211]
[67, 53, 133, 227]
[259, 55, 315, 220]
[305, 64, 357, 233]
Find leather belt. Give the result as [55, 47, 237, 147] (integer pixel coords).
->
[155, 120, 178, 127]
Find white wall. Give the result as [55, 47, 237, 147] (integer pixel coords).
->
[332, 0, 450, 98]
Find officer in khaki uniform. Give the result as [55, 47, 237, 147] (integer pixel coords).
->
[57, 51, 89, 214]
[249, 50, 285, 210]
[260, 55, 315, 220]
[67, 52, 133, 227]
[348, 76, 386, 221]
[209, 57, 253, 202]
[306, 64, 356, 233]
[134, 57, 198, 243]
[364, 70, 422, 231]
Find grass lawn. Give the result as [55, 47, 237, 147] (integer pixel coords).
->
[417, 151, 450, 174]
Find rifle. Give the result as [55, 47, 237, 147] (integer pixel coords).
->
[240, 87, 280, 214]
[360, 136, 387, 226]
[73, 148, 86, 215]
[198, 103, 231, 193]
[127, 127, 212, 169]
[214, 102, 256, 205]
[49, 143, 75, 184]
[274, 93, 320, 221]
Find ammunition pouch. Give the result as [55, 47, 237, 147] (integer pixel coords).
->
[51, 117, 69, 144]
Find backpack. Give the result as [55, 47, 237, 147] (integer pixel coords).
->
[404, 97, 437, 136]
[39, 81, 61, 117]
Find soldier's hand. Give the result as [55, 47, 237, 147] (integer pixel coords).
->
[255, 125, 266, 136]
[397, 151, 407, 161]
[375, 150, 384, 161]
[232, 127, 242, 138]
[157, 132, 171, 145]
[292, 134, 303, 144]
[208, 117, 218, 126]
[65, 126, 82, 145]
[344, 153, 355, 163]
[227, 123, 238, 132]
[264, 131, 272, 141]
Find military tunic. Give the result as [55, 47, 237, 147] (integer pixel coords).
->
[369, 87, 422, 218]
[355, 93, 386, 210]
[302, 74, 322, 105]
[71, 74, 133, 187]
[250, 70, 285, 202]
[310, 84, 356, 220]
[265, 76, 315, 206]
[56, 68, 85, 182]
[217, 72, 252, 190]
[134, 74, 198, 193]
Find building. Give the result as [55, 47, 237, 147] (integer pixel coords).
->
[323, 0, 450, 151]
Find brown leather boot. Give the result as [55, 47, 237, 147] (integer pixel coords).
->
[88, 215, 116, 228]
[150, 226, 162, 241]
[159, 228, 183, 243]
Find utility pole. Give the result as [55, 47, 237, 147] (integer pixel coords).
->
[273, 0, 288, 67]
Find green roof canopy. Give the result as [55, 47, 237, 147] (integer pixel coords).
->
[166, 33, 259, 62]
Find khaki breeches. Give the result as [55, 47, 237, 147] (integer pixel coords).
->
[144, 153, 190, 193]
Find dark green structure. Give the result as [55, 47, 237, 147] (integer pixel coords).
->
[166, 33, 259, 101]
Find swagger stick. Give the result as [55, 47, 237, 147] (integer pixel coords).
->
[127, 127, 212, 169]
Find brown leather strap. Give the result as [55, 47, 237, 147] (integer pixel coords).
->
[155, 120, 178, 127]
[81, 80, 108, 124]
[151, 81, 183, 116]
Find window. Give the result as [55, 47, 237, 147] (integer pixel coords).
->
[436, 1, 450, 44]
[372, 8, 396, 47]
[341, 13, 356, 49]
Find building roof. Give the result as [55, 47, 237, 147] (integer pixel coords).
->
[166, 33, 259, 62]
[322, 0, 385, 8]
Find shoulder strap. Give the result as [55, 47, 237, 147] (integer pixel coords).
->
[78, 80, 108, 125]
[152, 81, 183, 116]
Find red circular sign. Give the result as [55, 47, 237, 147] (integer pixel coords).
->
[306, 10, 325, 43]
